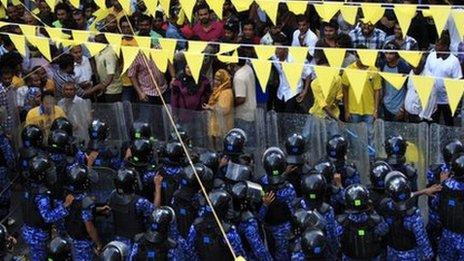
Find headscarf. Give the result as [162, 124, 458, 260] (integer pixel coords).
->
[178, 70, 199, 95]
[208, 69, 231, 106]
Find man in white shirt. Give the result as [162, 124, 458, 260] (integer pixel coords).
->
[424, 32, 463, 126]
[71, 45, 92, 86]
[291, 15, 318, 57]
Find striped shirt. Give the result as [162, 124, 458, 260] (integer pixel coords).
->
[349, 27, 386, 49]
[127, 52, 167, 97]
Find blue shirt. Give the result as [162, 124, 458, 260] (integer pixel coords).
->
[382, 64, 407, 115]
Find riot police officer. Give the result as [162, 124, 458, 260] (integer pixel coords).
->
[258, 147, 297, 261]
[19, 125, 45, 174]
[427, 140, 463, 186]
[127, 139, 158, 202]
[101, 241, 130, 261]
[108, 167, 154, 248]
[199, 151, 220, 175]
[21, 155, 73, 261]
[0, 124, 15, 223]
[291, 228, 329, 260]
[384, 172, 433, 260]
[187, 190, 247, 260]
[48, 129, 75, 199]
[86, 119, 122, 169]
[431, 153, 464, 260]
[157, 142, 185, 206]
[285, 133, 311, 197]
[326, 135, 361, 187]
[231, 180, 272, 261]
[48, 236, 72, 260]
[385, 135, 418, 191]
[335, 184, 389, 260]
[368, 160, 393, 216]
[218, 128, 252, 180]
[64, 164, 102, 259]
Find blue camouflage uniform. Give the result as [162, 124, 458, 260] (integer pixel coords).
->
[335, 212, 389, 261]
[159, 164, 183, 205]
[137, 165, 157, 202]
[21, 185, 69, 261]
[384, 201, 433, 260]
[88, 145, 122, 170]
[238, 217, 273, 261]
[68, 193, 95, 260]
[430, 178, 464, 260]
[332, 160, 361, 187]
[291, 251, 308, 260]
[0, 133, 15, 220]
[258, 175, 297, 261]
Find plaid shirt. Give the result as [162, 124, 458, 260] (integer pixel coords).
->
[384, 35, 419, 50]
[458, 41, 464, 65]
[349, 27, 386, 49]
[0, 84, 13, 134]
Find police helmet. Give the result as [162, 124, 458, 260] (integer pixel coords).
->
[326, 135, 348, 161]
[170, 124, 191, 145]
[443, 140, 464, 163]
[262, 147, 287, 185]
[313, 160, 336, 183]
[182, 163, 214, 190]
[344, 184, 370, 213]
[451, 153, 464, 178]
[209, 190, 233, 219]
[88, 119, 109, 141]
[48, 236, 72, 260]
[66, 164, 97, 192]
[114, 168, 140, 194]
[51, 117, 73, 137]
[21, 124, 43, 148]
[199, 151, 220, 174]
[301, 174, 327, 203]
[385, 171, 411, 203]
[129, 139, 153, 166]
[223, 128, 247, 156]
[385, 135, 407, 157]
[285, 133, 306, 165]
[101, 241, 130, 261]
[231, 180, 263, 204]
[370, 161, 392, 190]
[165, 142, 184, 163]
[131, 122, 152, 141]
[48, 129, 70, 153]
[301, 229, 328, 258]
[29, 155, 57, 186]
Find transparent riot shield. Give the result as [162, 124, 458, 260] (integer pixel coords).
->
[124, 102, 169, 142]
[429, 123, 464, 165]
[5, 88, 20, 147]
[58, 99, 92, 143]
[91, 102, 128, 147]
[89, 167, 116, 244]
[168, 106, 212, 149]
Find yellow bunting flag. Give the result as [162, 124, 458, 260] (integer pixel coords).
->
[340, 6, 358, 25]
[0, 0, 7, 8]
[183, 52, 205, 84]
[134, 36, 151, 49]
[254, 45, 276, 60]
[235, 257, 246, 261]
[411, 75, 435, 109]
[314, 66, 340, 101]
[45, 27, 70, 40]
[144, 0, 158, 16]
[94, 0, 106, 8]
[219, 43, 239, 54]
[93, 8, 109, 22]
[85, 42, 107, 57]
[422, 9, 432, 18]
[288, 46, 309, 64]
[231, 0, 253, 12]
[59, 39, 76, 47]
[444, 79, 464, 116]
[451, 10, 464, 40]
[345, 69, 369, 104]
[0, 6, 6, 19]
[27, 36, 51, 61]
[44, 0, 56, 8]
[150, 49, 169, 73]
[398, 51, 422, 67]
[179, 0, 196, 22]
[121, 46, 140, 75]
[72, 30, 91, 45]
[257, 0, 279, 25]
[105, 33, 122, 56]
[11, 0, 20, 5]
[323, 48, 346, 69]
[361, 4, 385, 25]
[188, 40, 207, 53]
[430, 5, 451, 37]
[159, 38, 177, 62]
[69, 0, 79, 8]
[356, 49, 378, 67]
[314, 2, 342, 22]
[379, 72, 408, 90]
[217, 52, 239, 63]
[9, 34, 26, 57]
[159, 0, 171, 15]
[286, 1, 307, 15]
[119, 0, 132, 15]
[393, 5, 416, 35]
[251, 59, 272, 92]
[282, 62, 304, 93]
[19, 24, 36, 37]
[206, 0, 225, 19]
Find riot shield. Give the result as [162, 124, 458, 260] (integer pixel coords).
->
[168, 106, 212, 149]
[91, 102, 128, 147]
[124, 102, 169, 142]
[4, 88, 20, 146]
[57, 99, 92, 143]
[429, 123, 464, 165]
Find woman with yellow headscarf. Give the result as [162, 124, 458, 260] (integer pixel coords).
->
[202, 69, 234, 150]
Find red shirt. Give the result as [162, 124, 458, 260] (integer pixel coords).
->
[192, 21, 224, 41]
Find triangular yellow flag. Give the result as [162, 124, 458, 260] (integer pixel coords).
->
[144, 0, 158, 16]
[59, 39, 76, 47]
[314, 2, 342, 22]
[85, 42, 107, 57]
[44, 0, 56, 9]
[69, 0, 80, 8]
[451, 10, 464, 41]
[345, 69, 369, 104]
[398, 50, 422, 67]
[217, 52, 239, 63]
[0, 0, 7, 9]
[183, 52, 204, 84]
[121, 46, 140, 75]
[323, 48, 346, 68]
[159, 0, 171, 15]
[251, 59, 272, 93]
[188, 40, 207, 53]
[27, 36, 51, 61]
[19, 24, 36, 37]
[430, 5, 451, 37]
[444, 79, 464, 116]
[379, 72, 408, 91]
[257, 0, 279, 25]
[159, 38, 177, 62]
[340, 6, 359, 25]
[134, 36, 151, 49]
[235, 256, 246, 261]
[45, 27, 70, 40]
[231, 0, 253, 12]
[72, 30, 91, 44]
[93, 8, 109, 22]
[411, 75, 435, 109]
[282, 62, 305, 93]
[422, 9, 432, 18]
[219, 43, 239, 54]
[105, 33, 122, 56]
[254, 45, 276, 60]
[314, 66, 340, 100]
[119, 0, 132, 15]
[286, 1, 307, 15]
[179, 0, 196, 23]
[288, 46, 309, 64]
[206, 0, 225, 19]
[9, 34, 26, 57]
[393, 4, 416, 36]
[356, 49, 378, 67]
[150, 49, 169, 73]
[361, 4, 385, 25]
[94, 0, 106, 8]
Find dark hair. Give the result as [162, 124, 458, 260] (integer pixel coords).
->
[314, 39, 329, 65]
[138, 14, 153, 24]
[272, 34, 289, 46]
[54, 3, 70, 14]
[322, 19, 339, 30]
[438, 30, 451, 47]
[155, 11, 164, 20]
[224, 18, 239, 33]
[296, 14, 309, 23]
[237, 46, 251, 66]
[242, 19, 255, 29]
[40, 90, 54, 101]
[0, 52, 23, 72]
[337, 33, 352, 48]
[57, 53, 74, 70]
[195, 3, 210, 13]
[119, 16, 130, 27]
[0, 66, 14, 76]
